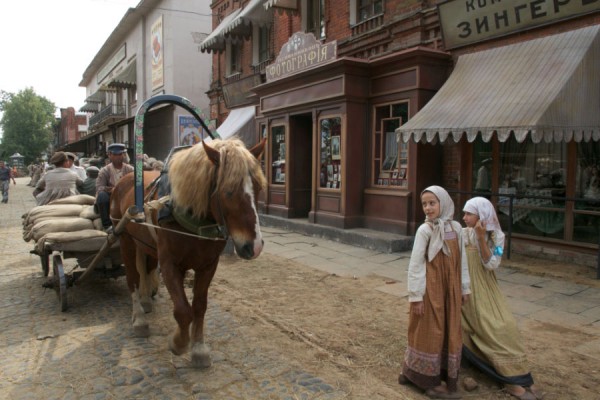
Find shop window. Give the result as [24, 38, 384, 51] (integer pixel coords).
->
[305, 0, 325, 39]
[357, 0, 383, 22]
[260, 123, 267, 177]
[372, 102, 408, 188]
[472, 140, 493, 193]
[574, 141, 600, 244]
[271, 125, 286, 184]
[496, 137, 567, 240]
[319, 117, 342, 189]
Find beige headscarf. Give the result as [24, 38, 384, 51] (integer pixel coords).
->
[422, 185, 457, 262]
[463, 196, 505, 250]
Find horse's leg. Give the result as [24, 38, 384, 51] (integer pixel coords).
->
[190, 259, 219, 368]
[136, 248, 154, 313]
[160, 259, 192, 355]
[121, 234, 150, 338]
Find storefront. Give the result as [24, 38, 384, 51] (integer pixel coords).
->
[253, 32, 451, 233]
[396, 22, 600, 262]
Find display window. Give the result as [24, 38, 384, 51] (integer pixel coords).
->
[372, 102, 408, 188]
[319, 117, 342, 189]
[271, 125, 286, 184]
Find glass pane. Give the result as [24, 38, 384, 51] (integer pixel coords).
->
[391, 102, 408, 122]
[573, 213, 600, 244]
[374, 0, 383, 14]
[320, 117, 342, 189]
[472, 138, 493, 193]
[574, 141, 600, 244]
[271, 126, 285, 184]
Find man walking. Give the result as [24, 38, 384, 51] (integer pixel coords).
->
[0, 160, 17, 203]
[95, 144, 133, 232]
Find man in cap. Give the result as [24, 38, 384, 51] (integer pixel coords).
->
[66, 152, 87, 180]
[95, 143, 134, 232]
[0, 160, 17, 204]
[79, 166, 100, 197]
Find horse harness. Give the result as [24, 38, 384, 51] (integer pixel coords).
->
[130, 148, 229, 243]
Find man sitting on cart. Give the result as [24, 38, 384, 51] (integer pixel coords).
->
[95, 143, 134, 233]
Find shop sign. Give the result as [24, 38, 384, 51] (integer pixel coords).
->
[266, 32, 337, 82]
[222, 74, 263, 108]
[439, 0, 600, 49]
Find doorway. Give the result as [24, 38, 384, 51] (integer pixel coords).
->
[289, 114, 313, 217]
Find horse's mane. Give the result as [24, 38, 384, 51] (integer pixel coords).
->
[168, 139, 267, 219]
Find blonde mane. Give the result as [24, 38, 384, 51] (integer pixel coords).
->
[168, 139, 267, 219]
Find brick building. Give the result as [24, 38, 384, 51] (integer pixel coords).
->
[203, 0, 600, 265]
[56, 107, 88, 155]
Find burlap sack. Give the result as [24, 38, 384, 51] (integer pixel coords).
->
[48, 194, 96, 206]
[35, 230, 115, 254]
[92, 218, 103, 231]
[80, 205, 100, 220]
[25, 218, 95, 242]
[23, 205, 85, 227]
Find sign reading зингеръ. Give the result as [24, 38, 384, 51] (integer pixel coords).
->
[439, 0, 600, 49]
[266, 32, 337, 82]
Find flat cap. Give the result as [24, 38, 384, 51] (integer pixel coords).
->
[86, 166, 100, 173]
[107, 143, 126, 154]
[65, 152, 78, 161]
[49, 151, 68, 166]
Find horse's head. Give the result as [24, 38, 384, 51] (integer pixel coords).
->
[169, 138, 267, 259]
[203, 139, 267, 259]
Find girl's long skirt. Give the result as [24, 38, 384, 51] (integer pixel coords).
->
[403, 237, 463, 392]
[461, 242, 534, 386]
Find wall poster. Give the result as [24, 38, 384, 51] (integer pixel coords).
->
[151, 15, 164, 90]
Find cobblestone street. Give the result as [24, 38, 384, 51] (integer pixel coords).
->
[0, 179, 348, 400]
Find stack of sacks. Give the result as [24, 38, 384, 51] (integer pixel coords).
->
[22, 195, 110, 252]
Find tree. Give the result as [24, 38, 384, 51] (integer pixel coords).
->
[0, 88, 56, 164]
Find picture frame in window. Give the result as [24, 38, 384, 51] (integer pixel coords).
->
[398, 168, 407, 179]
[382, 155, 397, 171]
[392, 171, 399, 179]
[377, 178, 383, 185]
[331, 135, 341, 160]
[327, 164, 334, 181]
[383, 179, 389, 186]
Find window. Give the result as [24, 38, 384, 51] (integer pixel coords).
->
[372, 102, 408, 187]
[574, 141, 600, 244]
[253, 23, 272, 68]
[226, 41, 242, 76]
[271, 125, 286, 184]
[319, 117, 342, 189]
[306, 0, 325, 39]
[496, 137, 567, 240]
[358, 0, 383, 22]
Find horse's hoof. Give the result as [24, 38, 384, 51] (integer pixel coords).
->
[191, 342, 211, 368]
[168, 336, 188, 356]
[191, 352, 212, 368]
[133, 322, 150, 338]
[141, 300, 153, 313]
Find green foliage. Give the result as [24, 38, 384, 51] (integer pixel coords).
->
[0, 88, 56, 164]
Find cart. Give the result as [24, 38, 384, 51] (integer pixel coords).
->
[37, 231, 124, 312]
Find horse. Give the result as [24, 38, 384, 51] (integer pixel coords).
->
[110, 138, 267, 367]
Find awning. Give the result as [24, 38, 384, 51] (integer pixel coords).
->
[397, 25, 600, 144]
[200, 8, 243, 53]
[225, 0, 270, 36]
[215, 105, 256, 143]
[264, 0, 297, 11]
[85, 91, 106, 103]
[108, 60, 136, 88]
[79, 102, 99, 113]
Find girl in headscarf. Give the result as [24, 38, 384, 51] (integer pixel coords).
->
[461, 197, 543, 400]
[399, 186, 471, 399]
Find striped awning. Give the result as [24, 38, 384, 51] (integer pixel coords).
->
[200, 8, 243, 53]
[225, 0, 270, 36]
[79, 102, 99, 113]
[108, 60, 136, 88]
[397, 25, 600, 144]
[264, 0, 297, 10]
[85, 91, 105, 103]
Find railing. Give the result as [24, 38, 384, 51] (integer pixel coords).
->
[252, 58, 272, 74]
[89, 104, 126, 127]
[351, 14, 384, 36]
[448, 189, 600, 279]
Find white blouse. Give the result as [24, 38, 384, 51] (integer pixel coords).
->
[407, 221, 471, 302]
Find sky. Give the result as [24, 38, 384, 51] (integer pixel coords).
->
[0, 0, 140, 116]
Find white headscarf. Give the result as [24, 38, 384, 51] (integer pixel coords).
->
[463, 197, 505, 250]
[422, 185, 456, 262]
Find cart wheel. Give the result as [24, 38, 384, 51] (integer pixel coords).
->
[52, 254, 68, 312]
[40, 252, 50, 277]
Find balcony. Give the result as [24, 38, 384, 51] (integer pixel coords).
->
[89, 103, 126, 128]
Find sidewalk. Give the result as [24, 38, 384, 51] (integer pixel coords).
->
[259, 224, 600, 348]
